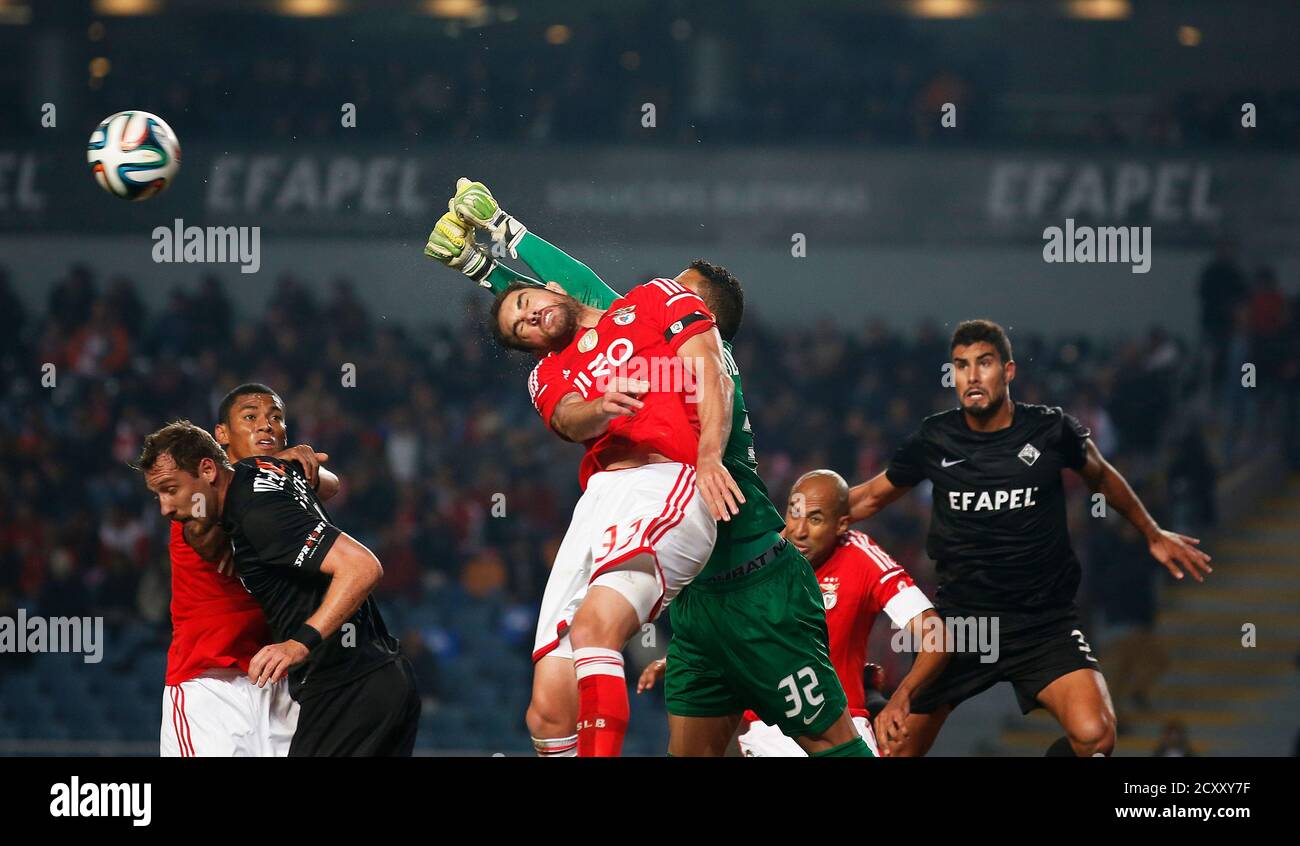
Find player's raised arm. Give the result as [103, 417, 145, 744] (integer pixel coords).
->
[1076, 438, 1213, 582]
[427, 177, 625, 309]
[846, 471, 910, 522]
[678, 327, 742, 521]
[451, 178, 623, 309]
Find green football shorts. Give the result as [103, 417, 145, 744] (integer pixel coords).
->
[664, 538, 847, 738]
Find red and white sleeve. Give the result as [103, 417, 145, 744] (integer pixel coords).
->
[849, 532, 934, 629]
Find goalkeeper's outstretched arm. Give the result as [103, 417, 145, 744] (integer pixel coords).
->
[447, 178, 622, 309]
[511, 231, 620, 309]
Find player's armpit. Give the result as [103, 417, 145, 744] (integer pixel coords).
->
[1076, 438, 1108, 487]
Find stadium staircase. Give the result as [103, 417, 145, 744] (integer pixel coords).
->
[992, 471, 1300, 756]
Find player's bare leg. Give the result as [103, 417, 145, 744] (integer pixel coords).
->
[791, 708, 863, 755]
[1035, 668, 1116, 756]
[887, 705, 952, 757]
[526, 655, 580, 756]
[568, 575, 652, 756]
[667, 713, 741, 756]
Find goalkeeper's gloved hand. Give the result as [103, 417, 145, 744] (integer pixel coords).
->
[449, 177, 528, 259]
[424, 211, 496, 287]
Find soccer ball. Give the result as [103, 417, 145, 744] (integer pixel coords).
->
[86, 110, 181, 200]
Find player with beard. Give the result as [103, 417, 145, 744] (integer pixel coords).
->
[159, 382, 336, 756]
[426, 179, 868, 757]
[492, 270, 732, 757]
[845, 320, 1212, 756]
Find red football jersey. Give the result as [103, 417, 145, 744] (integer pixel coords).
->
[165, 521, 272, 686]
[817, 530, 933, 716]
[744, 530, 932, 722]
[529, 279, 716, 489]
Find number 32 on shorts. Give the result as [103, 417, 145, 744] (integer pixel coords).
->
[778, 666, 825, 723]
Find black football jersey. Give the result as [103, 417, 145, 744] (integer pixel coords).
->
[886, 403, 1090, 613]
[221, 456, 399, 700]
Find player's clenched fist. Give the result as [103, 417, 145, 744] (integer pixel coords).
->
[249, 640, 310, 688]
[696, 455, 745, 522]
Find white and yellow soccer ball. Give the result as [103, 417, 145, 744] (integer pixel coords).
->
[86, 110, 181, 200]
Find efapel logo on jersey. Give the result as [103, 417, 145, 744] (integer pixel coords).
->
[820, 577, 840, 610]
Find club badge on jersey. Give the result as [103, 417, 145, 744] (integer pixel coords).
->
[820, 577, 840, 610]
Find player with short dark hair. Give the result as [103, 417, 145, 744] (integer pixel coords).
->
[845, 319, 1212, 756]
[137, 421, 420, 756]
[157, 382, 336, 757]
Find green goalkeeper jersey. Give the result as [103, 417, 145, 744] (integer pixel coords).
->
[485, 234, 786, 578]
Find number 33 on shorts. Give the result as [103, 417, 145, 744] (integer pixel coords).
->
[778, 666, 826, 723]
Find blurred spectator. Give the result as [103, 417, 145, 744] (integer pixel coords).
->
[1198, 240, 1248, 376]
[402, 628, 441, 706]
[65, 301, 132, 378]
[1167, 426, 1217, 534]
[462, 547, 508, 599]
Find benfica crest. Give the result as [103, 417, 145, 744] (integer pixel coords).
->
[610, 305, 636, 326]
[820, 577, 840, 610]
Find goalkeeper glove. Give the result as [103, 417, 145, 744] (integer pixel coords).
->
[424, 211, 496, 287]
[449, 177, 528, 259]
